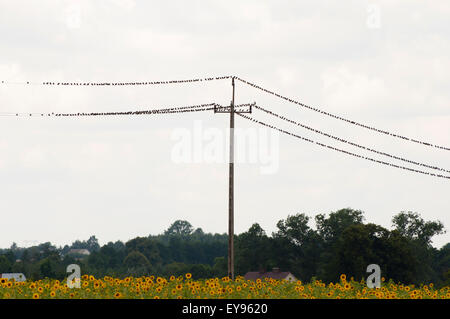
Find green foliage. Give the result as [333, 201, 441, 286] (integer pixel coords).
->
[272, 214, 322, 281]
[392, 211, 445, 245]
[124, 251, 152, 276]
[0, 255, 12, 273]
[236, 223, 273, 274]
[316, 208, 365, 243]
[125, 237, 161, 266]
[164, 220, 194, 236]
[0, 210, 448, 285]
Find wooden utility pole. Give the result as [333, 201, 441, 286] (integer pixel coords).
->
[228, 77, 235, 280]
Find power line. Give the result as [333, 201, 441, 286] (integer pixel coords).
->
[0, 103, 217, 117]
[0, 76, 232, 86]
[254, 104, 450, 175]
[3, 73, 449, 152]
[236, 112, 450, 181]
[55, 103, 217, 117]
[0, 102, 256, 117]
[235, 76, 450, 152]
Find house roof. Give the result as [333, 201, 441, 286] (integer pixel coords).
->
[68, 248, 90, 255]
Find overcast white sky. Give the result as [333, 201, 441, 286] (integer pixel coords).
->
[0, 0, 449, 249]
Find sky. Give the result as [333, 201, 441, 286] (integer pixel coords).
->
[0, 0, 449, 249]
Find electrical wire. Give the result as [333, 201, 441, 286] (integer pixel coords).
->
[0, 103, 217, 117]
[236, 112, 450, 180]
[0, 76, 232, 86]
[3, 72, 449, 152]
[235, 76, 450, 152]
[254, 104, 450, 175]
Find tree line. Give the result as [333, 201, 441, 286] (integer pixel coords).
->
[0, 208, 448, 287]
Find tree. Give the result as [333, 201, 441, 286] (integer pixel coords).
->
[124, 251, 152, 276]
[0, 255, 12, 273]
[212, 257, 227, 278]
[275, 214, 312, 246]
[86, 241, 126, 278]
[329, 223, 389, 281]
[314, 208, 365, 281]
[125, 237, 161, 266]
[384, 230, 418, 283]
[39, 253, 65, 279]
[164, 220, 194, 236]
[274, 214, 322, 281]
[392, 212, 445, 245]
[188, 264, 212, 279]
[433, 243, 450, 287]
[86, 236, 101, 252]
[164, 262, 188, 277]
[69, 236, 100, 253]
[236, 223, 274, 275]
[4, 251, 15, 264]
[392, 212, 446, 283]
[315, 208, 365, 243]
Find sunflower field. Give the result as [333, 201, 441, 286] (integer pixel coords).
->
[1, 274, 449, 299]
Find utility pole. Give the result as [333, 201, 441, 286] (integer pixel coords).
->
[228, 76, 235, 280]
[215, 77, 251, 280]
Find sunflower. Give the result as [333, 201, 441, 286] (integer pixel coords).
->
[185, 273, 192, 280]
[340, 274, 346, 282]
[114, 292, 122, 299]
[50, 291, 56, 297]
[32, 293, 40, 299]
